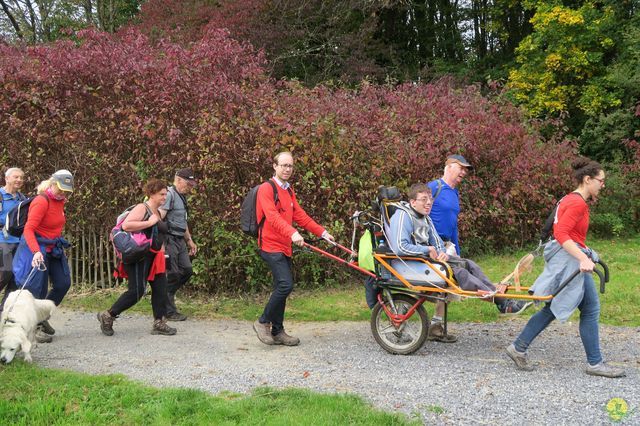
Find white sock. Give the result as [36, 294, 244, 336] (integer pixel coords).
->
[432, 316, 443, 324]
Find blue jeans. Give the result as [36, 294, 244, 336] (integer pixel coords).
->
[259, 251, 293, 335]
[35, 252, 72, 306]
[514, 274, 602, 365]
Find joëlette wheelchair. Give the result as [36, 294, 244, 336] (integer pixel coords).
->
[304, 186, 610, 355]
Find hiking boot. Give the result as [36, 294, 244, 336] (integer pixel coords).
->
[97, 311, 115, 336]
[427, 322, 458, 343]
[498, 300, 533, 315]
[151, 318, 177, 335]
[166, 312, 188, 321]
[586, 362, 626, 378]
[35, 328, 53, 343]
[39, 320, 55, 335]
[272, 330, 300, 346]
[253, 320, 275, 345]
[506, 344, 534, 371]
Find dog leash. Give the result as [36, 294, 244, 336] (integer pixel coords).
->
[1, 262, 47, 323]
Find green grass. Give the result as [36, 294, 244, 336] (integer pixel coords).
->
[0, 362, 416, 425]
[65, 237, 640, 326]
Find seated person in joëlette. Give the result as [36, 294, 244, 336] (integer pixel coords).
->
[387, 183, 532, 319]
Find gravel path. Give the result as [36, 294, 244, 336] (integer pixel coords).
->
[35, 309, 639, 425]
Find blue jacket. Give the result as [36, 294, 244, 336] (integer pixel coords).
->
[0, 188, 26, 244]
[427, 179, 460, 255]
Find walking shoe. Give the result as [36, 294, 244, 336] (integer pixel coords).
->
[166, 312, 188, 321]
[498, 300, 533, 315]
[39, 320, 55, 335]
[427, 322, 458, 343]
[272, 330, 300, 346]
[97, 311, 115, 336]
[506, 344, 534, 371]
[35, 328, 53, 343]
[151, 318, 177, 335]
[253, 320, 275, 345]
[586, 362, 626, 378]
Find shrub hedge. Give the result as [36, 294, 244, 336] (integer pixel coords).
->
[1, 28, 589, 293]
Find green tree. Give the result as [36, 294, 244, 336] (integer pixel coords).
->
[0, 0, 142, 43]
[507, 1, 620, 123]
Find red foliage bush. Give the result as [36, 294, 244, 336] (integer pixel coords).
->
[1, 27, 577, 292]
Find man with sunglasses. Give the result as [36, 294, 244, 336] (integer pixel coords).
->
[159, 168, 198, 321]
[252, 151, 334, 346]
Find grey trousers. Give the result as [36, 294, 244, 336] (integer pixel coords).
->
[451, 257, 496, 293]
[165, 235, 193, 315]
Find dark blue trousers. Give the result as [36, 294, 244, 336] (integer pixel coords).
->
[35, 252, 71, 306]
[259, 250, 293, 335]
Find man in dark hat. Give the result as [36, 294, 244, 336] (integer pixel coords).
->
[159, 168, 198, 321]
[427, 154, 473, 256]
[425, 154, 473, 342]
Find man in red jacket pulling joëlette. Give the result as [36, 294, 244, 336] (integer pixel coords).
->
[252, 151, 334, 346]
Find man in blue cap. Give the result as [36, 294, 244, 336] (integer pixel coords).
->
[427, 154, 473, 256]
[425, 154, 472, 342]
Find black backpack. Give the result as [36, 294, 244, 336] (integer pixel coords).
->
[539, 194, 575, 242]
[240, 180, 278, 237]
[3, 194, 48, 238]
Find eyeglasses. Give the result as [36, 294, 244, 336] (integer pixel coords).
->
[414, 197, 432, 204]
[592, 176, 605, 185]
[278, 164, 294, 169]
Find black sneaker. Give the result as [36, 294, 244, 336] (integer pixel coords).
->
[39, 320, 55, 335]
[498, 300, 533, 315]
[166, 312, 188, 321]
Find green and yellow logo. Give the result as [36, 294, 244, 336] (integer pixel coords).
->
[606, 398, 629, 422]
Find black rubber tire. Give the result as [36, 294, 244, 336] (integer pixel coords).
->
[370, 293, 429, 355]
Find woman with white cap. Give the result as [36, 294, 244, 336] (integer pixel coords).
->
[12, 169, 74, 342]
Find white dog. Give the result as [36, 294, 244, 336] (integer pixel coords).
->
[0, 290, 56, 364]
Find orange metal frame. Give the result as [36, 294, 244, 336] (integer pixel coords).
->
[374, 253, 553, 302]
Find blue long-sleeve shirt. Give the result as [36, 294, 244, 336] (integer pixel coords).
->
[427, 179, 460, 255]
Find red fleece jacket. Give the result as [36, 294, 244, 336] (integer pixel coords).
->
[24, 194, 66, 253]
[553, 192, 589, 248]
[256, 179, 324, 257]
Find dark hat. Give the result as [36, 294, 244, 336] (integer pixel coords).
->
[175, 168, 196, 181]
[445, 154, 473, 169]
[51, 169, 74, 192]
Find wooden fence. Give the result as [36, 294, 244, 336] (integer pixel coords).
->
[66, 228, 118, 289]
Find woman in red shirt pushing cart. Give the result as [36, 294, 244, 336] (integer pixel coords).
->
[505, 158, 625, 378]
